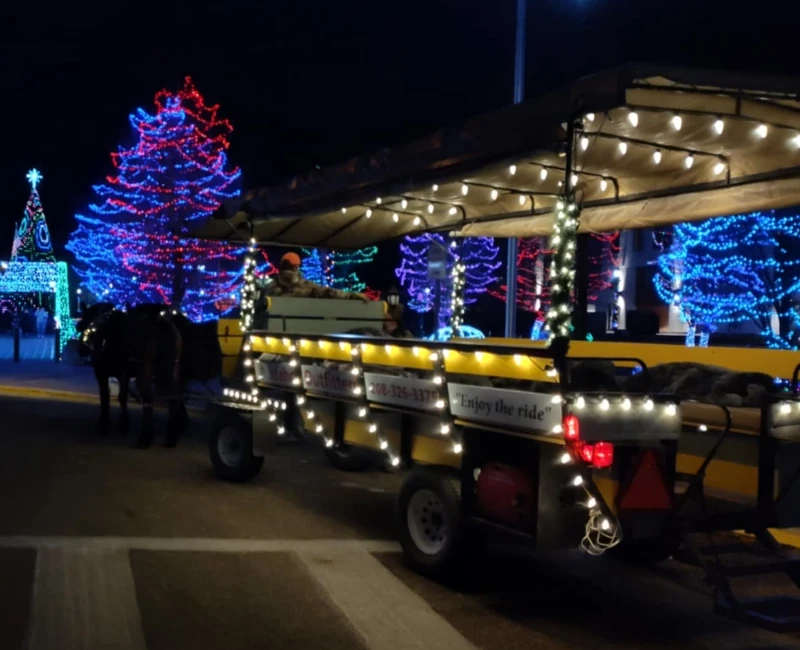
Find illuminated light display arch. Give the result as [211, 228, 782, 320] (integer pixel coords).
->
[0, 170, 76, 350]
[0, 261, 75, 347]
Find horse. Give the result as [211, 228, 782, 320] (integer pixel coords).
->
[77, 303, 194, 448]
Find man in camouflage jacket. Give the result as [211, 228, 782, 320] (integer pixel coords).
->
[260, 252, 370, 301]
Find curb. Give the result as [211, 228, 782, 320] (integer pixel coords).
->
[771, 528, 800, 549]
[0, 384, 97, 405]
[0, 383, 210, 414]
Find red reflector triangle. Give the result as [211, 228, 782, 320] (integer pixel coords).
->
[618, 450, 672, 511]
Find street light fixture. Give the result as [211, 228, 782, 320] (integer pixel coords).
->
[387, 285, 401, 307]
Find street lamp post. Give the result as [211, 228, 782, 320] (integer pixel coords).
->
[504, 0, 527, 337]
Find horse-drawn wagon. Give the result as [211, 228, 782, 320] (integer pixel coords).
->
[193, 64, 800, 630]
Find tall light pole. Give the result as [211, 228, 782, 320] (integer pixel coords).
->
[504, 0, 527, 337]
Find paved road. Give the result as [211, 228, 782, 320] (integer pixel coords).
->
[0, 396, 798, 650]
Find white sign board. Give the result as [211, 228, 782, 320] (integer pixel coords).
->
[301, 364, 358, 398]
[447, 383, 561, 433]
[363, 372, 441, 412]
[256, 360, 295, 387]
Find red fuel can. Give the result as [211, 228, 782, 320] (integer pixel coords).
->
[475, 462, 534, 530]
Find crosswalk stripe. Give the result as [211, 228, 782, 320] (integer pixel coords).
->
[26, 547, 147, 650]
[0, 536, 399, 554]
[297, 548, 476, 650]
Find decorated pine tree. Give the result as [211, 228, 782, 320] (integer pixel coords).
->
[300, 249, 329, 286]
[67, 78, 270, 321]
[395, 234, 500, 329]
[490, 237, 551, 332]
[12, 169, 55, 263]
[654, 211, 800, 348]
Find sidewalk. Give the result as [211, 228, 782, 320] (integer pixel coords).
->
[0, 360, 97, 404]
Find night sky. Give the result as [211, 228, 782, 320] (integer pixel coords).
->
[1, 0, 796, 255]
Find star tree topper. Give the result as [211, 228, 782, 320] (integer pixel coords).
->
[26, 169, 43, 190]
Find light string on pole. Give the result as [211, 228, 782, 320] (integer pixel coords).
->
[347, 342, 401, 467]
[430, 349, 463, 455]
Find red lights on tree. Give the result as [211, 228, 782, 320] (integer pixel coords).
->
[67, 78, 271, 321]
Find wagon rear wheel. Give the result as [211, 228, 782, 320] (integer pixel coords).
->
[209, 410, 264, 482]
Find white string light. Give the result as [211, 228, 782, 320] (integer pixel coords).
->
[429, 347, 464, 455]
[347, 342, 401, 467]
[224, 239, 283, 426]
[448, 253, 467, 337]
[713, 118, 725, 135]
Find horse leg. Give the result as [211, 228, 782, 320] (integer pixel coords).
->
[117, 375, 130, 434]
[165, 397, 185, 448]
[136, 374, 155, 449]
[95, 367, 110, 436]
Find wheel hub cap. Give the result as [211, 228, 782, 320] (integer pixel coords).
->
[407, 488, 448, 555]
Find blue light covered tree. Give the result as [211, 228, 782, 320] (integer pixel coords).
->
[653, 211, 800, 348]
[67, 78, 270, 322]
[395, 234, 501, 329]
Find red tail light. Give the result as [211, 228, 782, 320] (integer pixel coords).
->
[591, 442, 614, 469]
[579, 443, 594, 464]
[574, 441, 614, 469]
[563, 415, 580, 442]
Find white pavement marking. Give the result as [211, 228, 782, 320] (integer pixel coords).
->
[0, 536, 399, 554]
[297, 547, 476, 650]
[26, 547, 147, 650]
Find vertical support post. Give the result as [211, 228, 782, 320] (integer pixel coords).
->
[572, 234, 590, 339]
[758, 402, 778, 524]
[504, 0, 527, 338]
[13, 324, 20, 363]
[54, 327, 61, 364]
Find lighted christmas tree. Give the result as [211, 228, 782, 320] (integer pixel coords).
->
[654, 211, 800, 349]
[301, 249, 330, 286]
[395, 234, 500, 329]
[67, 78, 270, 321]
[300, 247, 378, 293]
[587, 232, 621, 301]
[12, 169, 55, 263]
[488, 232, 620, 338]
[490, 237, 550, 318]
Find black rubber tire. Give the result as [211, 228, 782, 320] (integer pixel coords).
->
[325, 442, 371, 472]
[209, 410, 264, 483]
[396, 467, 470, 578]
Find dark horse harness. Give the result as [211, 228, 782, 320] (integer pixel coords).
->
[84, 307, 183, 401]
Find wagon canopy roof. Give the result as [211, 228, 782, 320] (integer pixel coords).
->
[195, 63, 800, 249]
